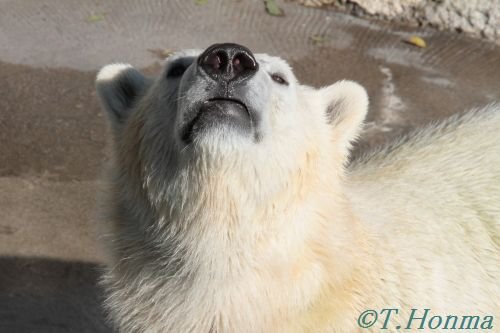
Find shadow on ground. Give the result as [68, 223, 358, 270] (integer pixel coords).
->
[0, 257, 113, 333]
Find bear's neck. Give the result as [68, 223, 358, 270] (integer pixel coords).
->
[138, 169, 376, 332]
[109, 152, 378, 332]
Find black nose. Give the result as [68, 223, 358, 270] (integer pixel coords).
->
[198, 43, 258, 83]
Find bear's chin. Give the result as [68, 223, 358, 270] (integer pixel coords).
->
[187, 128, 254, 158]
[181, 99, 253, 144]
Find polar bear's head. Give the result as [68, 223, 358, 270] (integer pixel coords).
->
[97, 43, 368, 211]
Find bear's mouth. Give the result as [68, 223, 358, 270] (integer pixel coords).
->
[181, 97, 252, 144]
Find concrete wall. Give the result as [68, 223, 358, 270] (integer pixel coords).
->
[298, 0, 500, 44]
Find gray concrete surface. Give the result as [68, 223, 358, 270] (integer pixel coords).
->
[1, 0, 499, 331]
[298, 0, 500, 44]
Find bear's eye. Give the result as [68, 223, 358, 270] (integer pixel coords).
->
[167, 64, 188, 78]
[271, 73, 288, 86]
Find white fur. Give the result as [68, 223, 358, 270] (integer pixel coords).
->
[97, 50, 499, 333]
[96, 63, 132, 82]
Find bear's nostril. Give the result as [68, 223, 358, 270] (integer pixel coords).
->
[233, 53, 257, 75]
[233, 57, 241, 70]
[204, 53, 222, 71]
[235, 53, 257, 72]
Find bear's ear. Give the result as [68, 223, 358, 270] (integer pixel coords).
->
[319, 80, 368, 153]
[96, 63, 151, 127]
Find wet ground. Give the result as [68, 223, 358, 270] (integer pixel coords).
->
[1, 0, 499, 332]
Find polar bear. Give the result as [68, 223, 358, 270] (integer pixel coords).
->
[96, 43, 499, 333]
